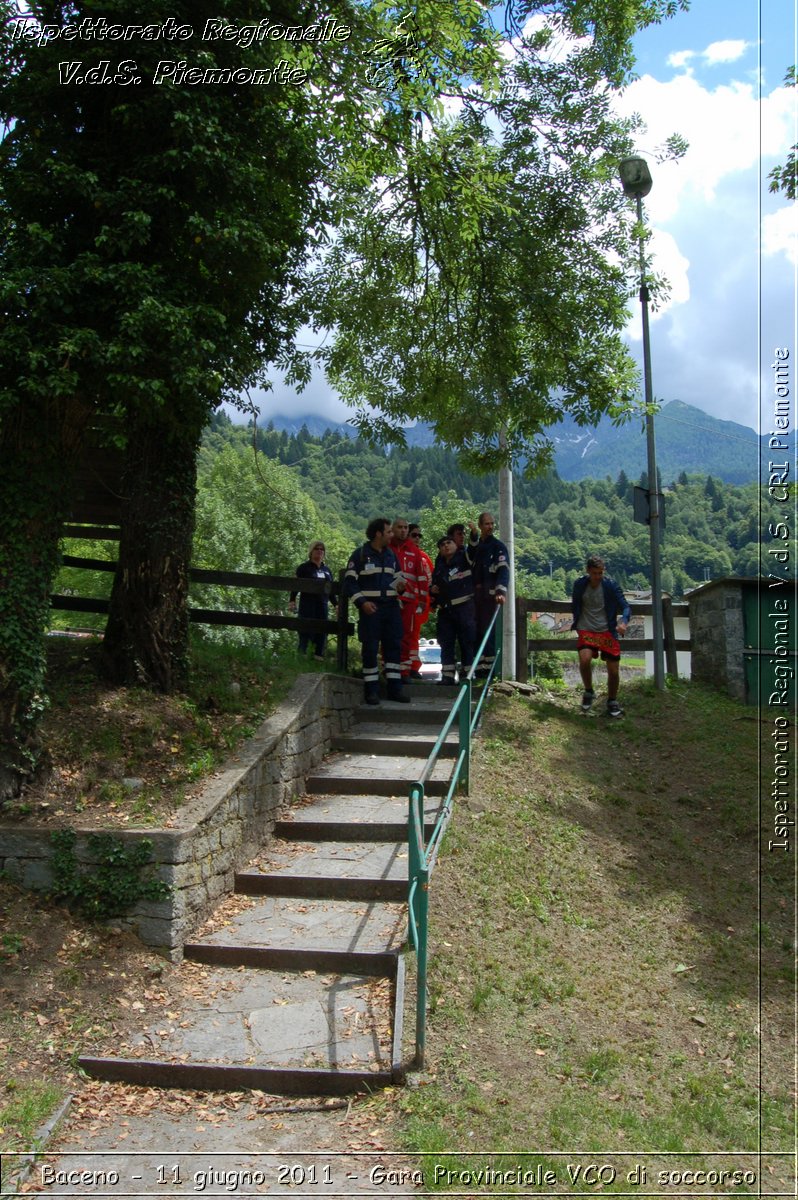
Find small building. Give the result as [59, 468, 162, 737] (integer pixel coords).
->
[686, 576, 795, 705]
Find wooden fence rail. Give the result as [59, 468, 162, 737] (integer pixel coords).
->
[52, 556, 354, 670]
[514, 596, 691, 683]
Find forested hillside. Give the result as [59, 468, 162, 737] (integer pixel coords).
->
[56, 412, 769, 644]
[262, 398, 765, 485]
[197, 413, 766, 599]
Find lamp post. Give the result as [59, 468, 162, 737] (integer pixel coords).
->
[618, 155, 665, 690]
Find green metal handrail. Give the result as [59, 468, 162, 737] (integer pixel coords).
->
[407, 605, 504, 1067]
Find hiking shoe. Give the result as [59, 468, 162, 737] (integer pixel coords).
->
[607, 699, 624, 718]
[581, 690, 595, 712]
[387, 691, 411, 704]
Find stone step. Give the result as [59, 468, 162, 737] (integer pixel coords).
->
[78, 960, 400, 1094]
[274, 791, 441, 842]
[305, 753, 453, 796]
[274, 818, 434, 842]
[332, 729, 457, 757]
[78, 1055, 397, 1096]
[352, 696, 462, 725]
[183, 943, 399, 978]
[236, 839, 411, 901]
[190, 893, 407, 955]
[71, 668, 473, 1105]
[236, 872, 407, 902]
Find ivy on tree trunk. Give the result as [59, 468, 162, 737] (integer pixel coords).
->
[101, 420, 198, 691]
[0, 403, 88, 798]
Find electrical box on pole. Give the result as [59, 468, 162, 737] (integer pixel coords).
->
[632, 486, 665, 540]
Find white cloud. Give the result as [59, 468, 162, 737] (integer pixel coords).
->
[703, 39, 751, 65]
[763, 206, 798, 266]
[665, 39, 752, 73]
[614, 60, 792, 432]
[667, 49, 694, 69]
[614, 74, 794, 221]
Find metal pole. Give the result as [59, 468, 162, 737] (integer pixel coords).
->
[499, 429, 516, 680]
[636, 194, 665, 690]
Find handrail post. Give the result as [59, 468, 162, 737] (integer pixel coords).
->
[408, 783, 429, 1068]
[496, 601, 504, 675]
[414, 864, 430, 1069]
[458, 680, 471, 794]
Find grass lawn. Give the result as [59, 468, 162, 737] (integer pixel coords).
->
[392, 677, 794, 1195]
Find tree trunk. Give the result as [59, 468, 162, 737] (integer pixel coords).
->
[100, 419, 198, 691]
[0, 412, 84, 801]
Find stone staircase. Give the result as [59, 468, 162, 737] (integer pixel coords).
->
[79, 683, 459, 1096]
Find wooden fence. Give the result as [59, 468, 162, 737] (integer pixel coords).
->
[515, 596, 691, 683]
[53, 543, 354, 670]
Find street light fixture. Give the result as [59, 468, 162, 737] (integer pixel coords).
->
[618, 155, 665, 690]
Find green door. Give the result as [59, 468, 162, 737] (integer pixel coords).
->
[743, 583, 796, 708]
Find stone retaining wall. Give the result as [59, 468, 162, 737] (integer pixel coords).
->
[0, 673, 361, 959]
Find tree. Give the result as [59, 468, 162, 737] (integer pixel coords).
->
[0, 0, 330, 790]
[0, 0, 686, 794]
[306, 3, 688, 472]
[192, 444, 336, 649]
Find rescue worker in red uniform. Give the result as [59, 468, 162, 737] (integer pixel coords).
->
[390, 517, 429, 680]
[408, 523, 433, 678]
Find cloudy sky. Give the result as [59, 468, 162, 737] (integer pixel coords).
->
[247, 0, 795, 437]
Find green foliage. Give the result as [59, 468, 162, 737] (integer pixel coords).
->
[0, 0, 325, 759]
[0, 455, 65, 782]
[50, 828, 170, 920]
[191, 440, 347, 649]
[0, 1081, 63, 1154]
[0, 930, 24, 960]
[51, 538, 116, 633]
[0, 0, 321, 430]
[306, 0, 686, 470]
[768, 66, 796, 199]
[527, 620, 566, 681]
[200, 422, 770, 598]
[0, 0, 691, 769]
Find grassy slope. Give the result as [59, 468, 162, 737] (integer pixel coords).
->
[394, 679, 794, 1194]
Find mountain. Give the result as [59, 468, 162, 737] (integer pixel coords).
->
[549, 400, 761, 485]
[261, 400, 764, 485]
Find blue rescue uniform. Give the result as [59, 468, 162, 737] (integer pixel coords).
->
[431, 549, 477, 684]
[344, 542, 405, 700]
[290, 560, 337, 657]
[469, 533, 510, 673]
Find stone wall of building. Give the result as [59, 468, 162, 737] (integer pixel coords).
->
[0, 673, 361, 958]
[688, 581, 747, 701]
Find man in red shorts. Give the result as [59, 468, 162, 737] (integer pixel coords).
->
[571, 554, 630, 717]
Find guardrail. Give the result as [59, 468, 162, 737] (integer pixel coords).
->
[51, 554, 354, 669]
[407, 606, 503, 1069]
[514, 595, 691, 682]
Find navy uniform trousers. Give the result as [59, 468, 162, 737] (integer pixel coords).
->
[359, 602, 403, 698]
[437, 604, 477, 683]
